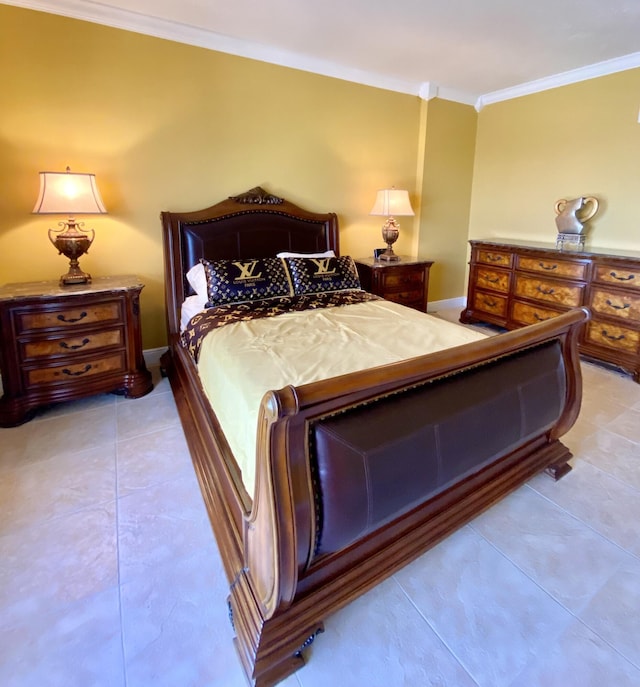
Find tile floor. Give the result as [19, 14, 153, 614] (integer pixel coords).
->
[1, 319, 640, 686]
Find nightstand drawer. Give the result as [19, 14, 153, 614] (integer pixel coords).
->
[25, 352, 126, 387]
[380, 269, 424, 291]
[385, 289, 424, 307]
[21, 328, 123, 360]
[18, 301, 121, 332]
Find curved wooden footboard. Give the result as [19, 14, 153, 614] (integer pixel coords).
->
[232, 307, 587, 686]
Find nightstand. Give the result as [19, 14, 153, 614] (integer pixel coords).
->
[355, 256, 433, 312]
[0, 275, 153, 426]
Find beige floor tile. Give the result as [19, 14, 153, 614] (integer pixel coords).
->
[121, 548, 245, 687]
[0, 586, 125, 687]
[509, 616, 640, 687]
[0, 405, 117, 472]
[579, 426, 640, 491]
[0, 502, 118, 631]
[529, 460, 640, 556]
[395, 526, 572, 687]
[297, 576, 477, 687]
[0, 443, 116, 534]
[578, 556, 640, 668]
[116, 424, 193, 497]
[606, 407, 640, 443]
[117, 472, 214, 583]
[471, 485, 629, 613]
[116, 390, 179, 441]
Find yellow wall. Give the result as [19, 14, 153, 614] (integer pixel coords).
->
[470, 69, 640, 251]
[0, 5, 420, 348]
[417, 98, 477, 301]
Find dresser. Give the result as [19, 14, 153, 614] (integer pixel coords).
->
[461, 240, 640, 382]
[355, 257, 433, 312]
[0, 275, 154, 426]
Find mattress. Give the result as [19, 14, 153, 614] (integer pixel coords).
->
[195, 297, 487, 496]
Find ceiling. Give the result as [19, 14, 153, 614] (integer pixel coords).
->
[9, 0, 640, 106]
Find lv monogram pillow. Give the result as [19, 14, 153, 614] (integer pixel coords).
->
[285, 256, 361, 296]
[201, 257, 292, 307]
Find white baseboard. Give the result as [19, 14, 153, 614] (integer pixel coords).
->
[427, 296, 466, 313]
[143, 347, 166, 367]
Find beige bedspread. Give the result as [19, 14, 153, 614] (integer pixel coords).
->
[197, 298, 487, 497]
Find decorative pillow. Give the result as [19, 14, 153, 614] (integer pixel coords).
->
[285, 256, 361, 296]
[186, 263, 208, 298]
[276, 250, 336, 258]
[201, 257, 292, 307]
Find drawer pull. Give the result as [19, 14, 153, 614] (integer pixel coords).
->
[57, 311, 87, 323]
[536, 285, 555, 295]
[482, 297, 498, 307]
[601, 329, 625, 342]
[533, 312, 551, 321]
[486, 254, 503, 262]
[484, 276, 500, 284]
[62, 364, 92, 376]
[605, 299, 630, 311]
[539, 262, 558, 271]
[60, 338, 90, 350]
[609, 272, 635, 282]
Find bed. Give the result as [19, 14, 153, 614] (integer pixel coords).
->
[160, 187, 588, 686]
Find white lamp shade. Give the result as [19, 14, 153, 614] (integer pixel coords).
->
[370, 188, 414, 217]
[33, 169, 107, 215]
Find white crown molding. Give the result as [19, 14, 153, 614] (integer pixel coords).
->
[476, 52, 640, 110]
[3, 0, 420, 95]
[4, 0, 640, 109]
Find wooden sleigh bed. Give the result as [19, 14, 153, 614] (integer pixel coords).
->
[160, 187, 588, 686]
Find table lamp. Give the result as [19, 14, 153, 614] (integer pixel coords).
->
[369, 188, 414, 261]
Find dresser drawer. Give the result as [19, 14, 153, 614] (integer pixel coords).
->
[472, 291, 508, 318]
[593, 264, 640, 290]
[515, 275, 584, 307]
[25, 352, 126, 387]
[511, 301, 563, 326]
[476, 248, 513, 268]
[379, 268, 424, 291]
[21, 328, 123, 361]
[517, 255, 587, 280]
[585, 320, 640, 354]
[18, 301, 121, 333]
[475, 267, 510, 293]
[589, 288, 640, 323]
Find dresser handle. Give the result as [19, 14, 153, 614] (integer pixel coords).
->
[62, 364, 92, 376]
[605, 299, 630, 311]
[482, 297, 498, 307]
[60, 338, 90, 350]
[536, 285, 555, 295]
[601, 329, 625, 342]
[539, 262, 558, 271]
[484, 276, 500, 284]
[57, 311, 87, 323]
[486, 254, 503, 262]
[609, 272, 635, 282]
[533, 312, 551, 321]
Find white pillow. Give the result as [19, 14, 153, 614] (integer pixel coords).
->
[180, 294, 207, 331]
[186, 263, 208, 298]
[276, 250, 336, 258]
